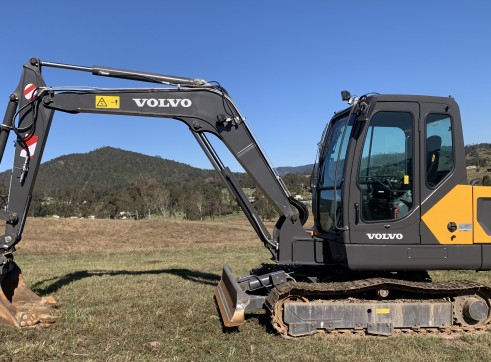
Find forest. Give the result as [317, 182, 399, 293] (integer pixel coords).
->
[0, 147, 310, 221]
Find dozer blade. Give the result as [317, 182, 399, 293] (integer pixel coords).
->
[0, 262, 58, 328]
[214, 264, 250, 327]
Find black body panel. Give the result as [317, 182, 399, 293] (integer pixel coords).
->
[346, 244, 482, 271]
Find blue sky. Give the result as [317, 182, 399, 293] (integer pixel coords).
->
[1, 1, 490, 172]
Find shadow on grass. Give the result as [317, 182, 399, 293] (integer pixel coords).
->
[30, 268, 221, 295]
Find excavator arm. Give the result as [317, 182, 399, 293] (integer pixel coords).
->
[2, 58, 312, 256]
[0, 58, 313, 327]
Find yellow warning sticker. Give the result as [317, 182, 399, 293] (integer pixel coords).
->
[96, 96, 120, 109]
[404, 175, 410, 185]
[376, 308, 390, 314]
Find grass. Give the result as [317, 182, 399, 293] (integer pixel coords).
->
[0, 217, 490, 361]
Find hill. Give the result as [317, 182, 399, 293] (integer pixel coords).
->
[275, 164, 313, 176]
[465, 143, 491, 167]
[0, 147, 260, 219]
[0, 147, 218, 194]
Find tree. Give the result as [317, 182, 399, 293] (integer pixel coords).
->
[153, 184, 171, 218]
[253, 189, 276, 221]
[282, 173, 305, 195]
[121, 175, 160, 219]
[195, 191, 206, 221]
[167, 185, 183, 220]
[96, 192, 120, 219]
[51, 187, 81, 217]
[200, 180, 226, 221]
[181, 190, 200, 220]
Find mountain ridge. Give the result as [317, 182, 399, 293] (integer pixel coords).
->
[0, 146, 219, 193]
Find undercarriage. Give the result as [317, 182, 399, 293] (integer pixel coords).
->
[215, 264, 491, 337]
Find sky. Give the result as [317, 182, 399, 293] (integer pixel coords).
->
[1, 1, 490, 173]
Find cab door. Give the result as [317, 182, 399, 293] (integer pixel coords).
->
[419, 101, 472, 245]
[348, 102, 421, 245]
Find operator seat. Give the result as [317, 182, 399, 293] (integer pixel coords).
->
[426, 135, 441, 187]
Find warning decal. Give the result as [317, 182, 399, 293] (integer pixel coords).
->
[96, 96, 120, 109]
[375, 308, 391, 314]
[20, 135, 38, 159]
[24, 84, 37, 101]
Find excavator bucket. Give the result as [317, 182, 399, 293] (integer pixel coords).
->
[214, 265, 250, 327]
[0, 262, 57, 327]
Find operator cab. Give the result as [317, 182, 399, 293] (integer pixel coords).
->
[311, 92, 465, 268]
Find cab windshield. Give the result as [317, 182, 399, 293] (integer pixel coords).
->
[317, 113, 354, 232]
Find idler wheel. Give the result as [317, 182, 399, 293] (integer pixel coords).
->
[454, 295, 490, 326]
[463, 297, 489, 323]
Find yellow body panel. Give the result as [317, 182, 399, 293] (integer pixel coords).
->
[422, 185, 473, 245]
[473, 186, 491, 243]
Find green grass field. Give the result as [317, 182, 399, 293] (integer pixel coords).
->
[0, 217, 491, 361]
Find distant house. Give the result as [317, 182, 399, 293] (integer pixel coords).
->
[118, 211, 133, 219]
[466, 165, 477, 170]
[487, 168, 491, 173]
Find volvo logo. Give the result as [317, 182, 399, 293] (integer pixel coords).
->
[133, 98, 192, 108]
[366, 233, 403, 240]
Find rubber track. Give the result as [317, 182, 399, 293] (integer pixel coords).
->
[265, 278, 491, 337]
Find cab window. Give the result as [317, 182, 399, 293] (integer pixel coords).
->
[425, 114, 454, 188]
[358, 112, 413, 221]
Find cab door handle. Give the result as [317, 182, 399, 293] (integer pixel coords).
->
[355, 203, 360, 225]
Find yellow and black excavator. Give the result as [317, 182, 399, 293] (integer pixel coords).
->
[0, 58, 490, 335]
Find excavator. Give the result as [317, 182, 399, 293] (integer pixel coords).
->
[0, 58, 490, 336]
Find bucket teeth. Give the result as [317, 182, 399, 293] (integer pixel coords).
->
[0, 262, 58, 328]
[42, 296, 57, 305]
